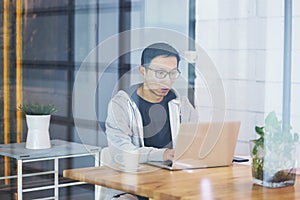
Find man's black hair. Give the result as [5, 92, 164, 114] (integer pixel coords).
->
[141, 43, 180, 67]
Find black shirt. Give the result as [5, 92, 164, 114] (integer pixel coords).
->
[131, 88, 176, 149]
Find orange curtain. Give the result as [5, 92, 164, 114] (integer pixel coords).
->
[2, 0, 23, 184]
[3, 0, 11, 184]
[16, 0, 23, 143]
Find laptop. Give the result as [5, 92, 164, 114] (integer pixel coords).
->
[147, 121, 241, 170]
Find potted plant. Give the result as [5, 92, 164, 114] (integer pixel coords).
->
[18, 103, 57, 149]
[250, 111, 299, 188]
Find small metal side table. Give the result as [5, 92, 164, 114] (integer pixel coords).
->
[0, 139, 101, 200]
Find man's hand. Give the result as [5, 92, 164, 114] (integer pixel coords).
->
[163, 149, 175, 161]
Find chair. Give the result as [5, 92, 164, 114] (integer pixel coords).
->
[100, 147, 111, 166]
[96, 147, 111, 200]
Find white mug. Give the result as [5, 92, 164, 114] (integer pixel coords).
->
[114, 150, 140, 173]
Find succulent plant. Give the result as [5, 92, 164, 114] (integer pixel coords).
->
[18, 103, 57, 115]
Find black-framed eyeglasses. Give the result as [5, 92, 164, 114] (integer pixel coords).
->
[147, 68, 181, 80]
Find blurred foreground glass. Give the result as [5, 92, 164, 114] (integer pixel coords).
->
[250, 140, 297, 188]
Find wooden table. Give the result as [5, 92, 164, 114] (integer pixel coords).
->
[63, 164, 300, 200]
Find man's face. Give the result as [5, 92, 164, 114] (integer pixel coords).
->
[142, 55, 179, 99]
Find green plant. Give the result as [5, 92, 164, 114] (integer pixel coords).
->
[18, 103, 57, 115]
[251, 111, 299, 185]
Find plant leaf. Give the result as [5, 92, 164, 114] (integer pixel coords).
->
[294, 133, 299, 142]
[255, 126, 264, 136]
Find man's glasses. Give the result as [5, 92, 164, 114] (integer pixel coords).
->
[147, 68, 181, 80]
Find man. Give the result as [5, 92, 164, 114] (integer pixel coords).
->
[105, 43, 197, 199]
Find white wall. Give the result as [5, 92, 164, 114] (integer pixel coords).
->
[196, 0, 300, 155]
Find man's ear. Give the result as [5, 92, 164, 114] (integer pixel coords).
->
[138, 65, 146, 77]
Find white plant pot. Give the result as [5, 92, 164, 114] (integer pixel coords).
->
[25, 115, 51, 149]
